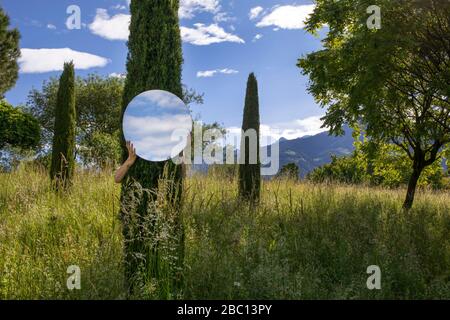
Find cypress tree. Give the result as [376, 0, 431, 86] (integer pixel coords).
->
[120, 0, 184, 296]
[239, 73, 261, 202]
[0, 7, 20, 98]
[50, 61, 76, 191]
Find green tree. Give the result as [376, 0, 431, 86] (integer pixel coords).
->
[120, 0, 185, 297]
[239, 73, 261, 202]
[0, 7, 20, 98]
[0, 100, 40, 150]
[78, 131, 121, 170]
[298, 0, 450, 209]
[277, 163, 300, 180]
[50, 62, 76, 190]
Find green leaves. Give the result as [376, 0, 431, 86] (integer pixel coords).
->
[50, 62, 76, 190]
[0, 7, 20, 97]
[0, 100, 40, 150]
[239, 73, 261, 202]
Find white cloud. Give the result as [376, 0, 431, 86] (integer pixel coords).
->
[249, 6, 264, 20]
[18, 48, 110, 73]
[89, 9, 130, 41]
[181, 23, 244, 45]
[197, 68, 238, 78]
[260, 116, 327, 140]
[252, 34, 263, 42]
[111, 4, 127, 10]
[197, 70, 217, 78]
[125, 114, 190, 136]
[47, 24, 56, 30]
[109, 72, 126, 79]
[88, 9, 242, 46]
[179, 0, 220, 19]
[140, 90, 185, 109]
[226, 116, 327, 147]
[213, 12, 235, 23]
[256, 4, 315, 30]
[124, 114, 191, 161]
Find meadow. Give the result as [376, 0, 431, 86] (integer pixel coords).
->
[0, 166, 449, 300]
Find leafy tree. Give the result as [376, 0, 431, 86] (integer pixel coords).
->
[277, 163, 300, 180]
[78, 131, 121, 170]
[239, 73, 261, 202]
[120, 0, 185, 296]
[299, 0, 450, 209]
[50, 62, 76, 190]
[0, 7, 20, 98]
[307, 155, 367, 184]
[0, 100, 40, 150]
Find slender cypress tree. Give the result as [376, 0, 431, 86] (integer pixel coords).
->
[0, 7, 20, 98]
[120, 0, 184, 296]
[239, 73, 261, 202]
[50, 61, 76, 191]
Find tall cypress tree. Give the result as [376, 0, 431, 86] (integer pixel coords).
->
[50, 62, 76, 191]
[239, 73, 261, 202]
[120, 0, 184, 296]
[0, 7, 20, 98]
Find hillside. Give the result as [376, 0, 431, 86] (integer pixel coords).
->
[263, 126, 355, 177]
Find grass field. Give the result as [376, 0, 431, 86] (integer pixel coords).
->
[0, 166, 449, 299]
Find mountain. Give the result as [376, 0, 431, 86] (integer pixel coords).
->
[263, 126, 355, 177]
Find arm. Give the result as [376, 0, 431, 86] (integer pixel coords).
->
[115, 141, 137, 184]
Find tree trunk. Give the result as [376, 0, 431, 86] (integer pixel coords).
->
[403, 161, 424, 210]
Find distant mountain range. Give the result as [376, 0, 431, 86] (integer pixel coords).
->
[263, 126, 355, 177]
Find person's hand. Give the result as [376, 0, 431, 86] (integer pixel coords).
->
[125, 141, 137, 166]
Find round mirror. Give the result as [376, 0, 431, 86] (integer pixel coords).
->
[122, 90, 192, 162]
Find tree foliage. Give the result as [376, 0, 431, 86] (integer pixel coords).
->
[277, 163, 300, 180]
[78, 131, 121, 170]
[299, 0, 450, 208]
[50, 62, 76, 190]
[0, 7, 20, 97]
[239, 73, 261, 202]
[0, 100, 40, 150]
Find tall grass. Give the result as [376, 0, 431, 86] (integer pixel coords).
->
[0, 167, 449, 299]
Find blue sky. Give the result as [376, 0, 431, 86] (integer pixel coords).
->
[2, 0, 328, 140]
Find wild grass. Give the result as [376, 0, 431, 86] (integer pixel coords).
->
[0, 167, 449, 299]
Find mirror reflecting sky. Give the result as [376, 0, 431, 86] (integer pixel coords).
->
[123, 90, 192, 162]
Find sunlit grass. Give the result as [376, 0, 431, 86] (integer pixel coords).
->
[0, 167, 449, 299]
